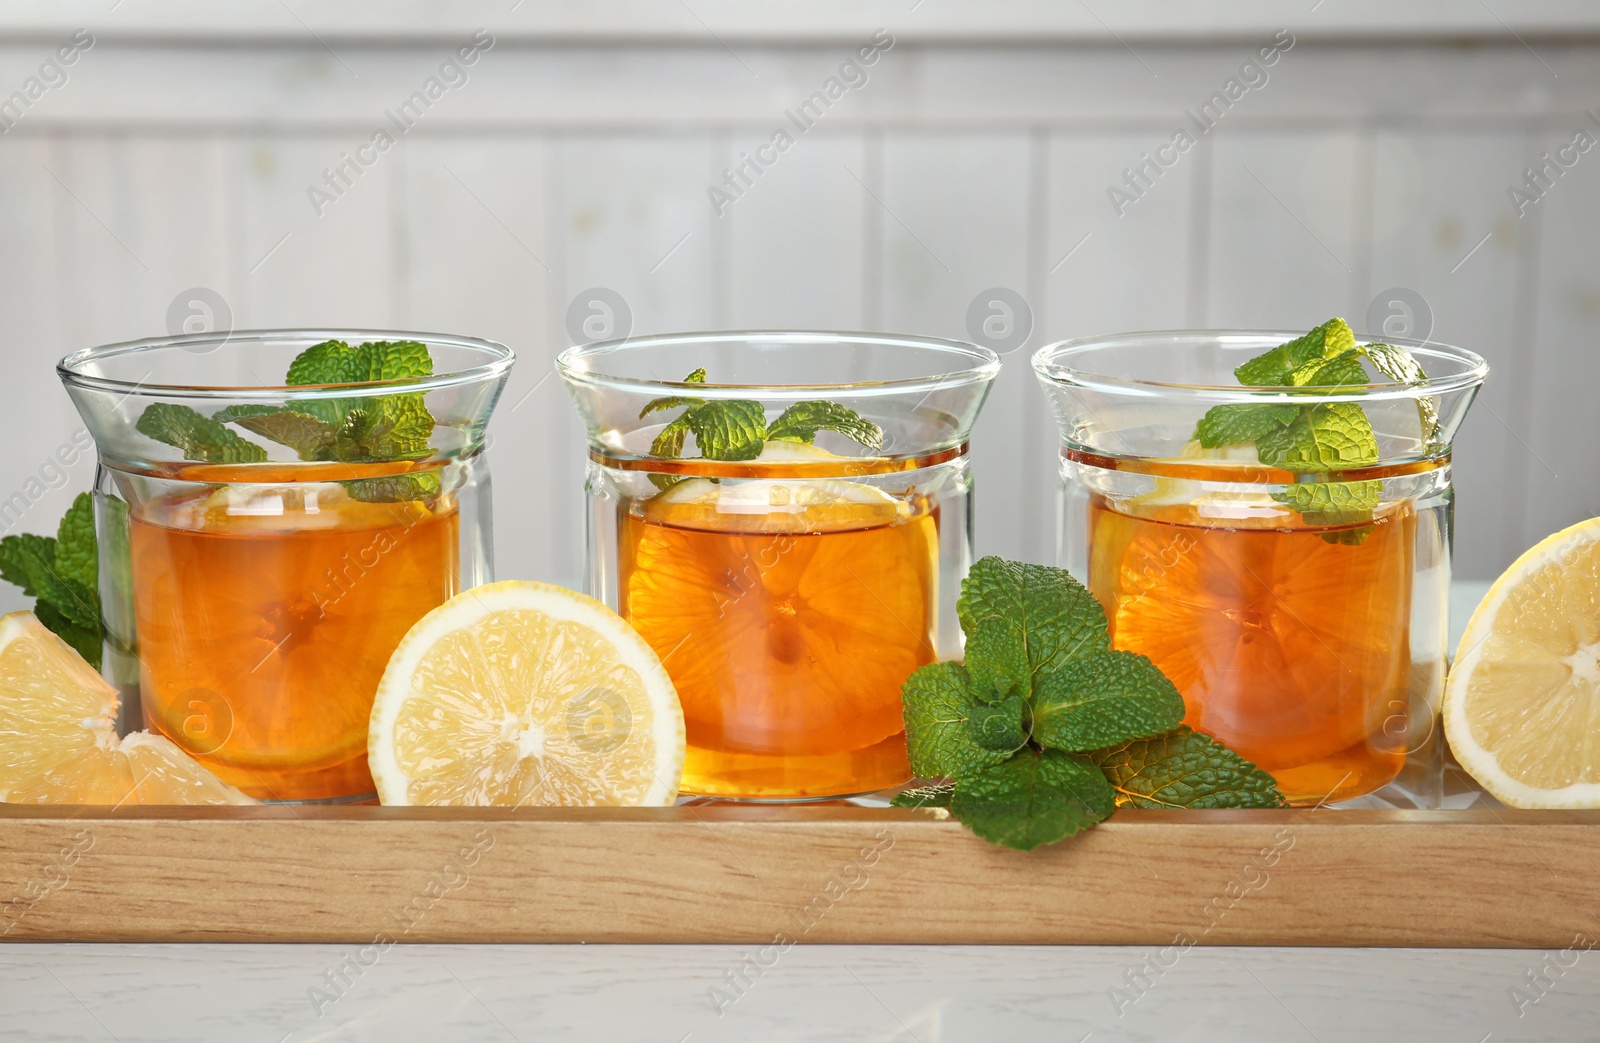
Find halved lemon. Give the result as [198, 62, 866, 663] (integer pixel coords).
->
[368, 581, 685, 806]
[1444, 518, 1600, 808]
[0, 611, 255, 805]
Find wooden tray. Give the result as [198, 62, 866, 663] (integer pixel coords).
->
[2, 804, 1597, 947]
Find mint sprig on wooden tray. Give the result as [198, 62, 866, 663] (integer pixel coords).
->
[134, 339, 440, 502]
[894, 556, 1284, 851]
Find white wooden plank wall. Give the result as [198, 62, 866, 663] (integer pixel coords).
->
[0, 34, 1596, 612]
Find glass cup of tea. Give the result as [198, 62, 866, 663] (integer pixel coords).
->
[58, 329, 513, 802]
[559, 331, 999, 801]
[1033, 329, 1486, 808]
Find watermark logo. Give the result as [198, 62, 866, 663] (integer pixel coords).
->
[177, 687, 234, 756]
[168, 287, 233, 353]
[566, 287, 632, 344]
[965, 287, 1033, 355]
[0, 830, 94, 934]
[565, 687, 633, 753]
[706, 30, 895, 216]
[1108, 29, 1294, 216]
[306, 828, 495, 1018]
[307, 30, 495, 217]
[0, 29, 94, 135]
[1364, 287, 1433, 343]
[1508, 114, 1600, 218]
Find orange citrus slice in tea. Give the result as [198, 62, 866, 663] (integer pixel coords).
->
[1090, 495, 1411, 772]
[0, 611, 256, 805]
[367, 580, 685, 806]
[625, 458, 936, 757]
[1445, 518, 1600, 808]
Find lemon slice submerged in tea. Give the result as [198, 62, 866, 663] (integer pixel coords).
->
[1444, 518, 1600, 808]
[368, 580, 685, 806]
[648, 440, 910, 535]
[0, 611, 256, 805]
[628, 440, 936, 758]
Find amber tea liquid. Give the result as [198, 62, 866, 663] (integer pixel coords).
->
[127, 463, 459, 801]
[616, 464, 943, 800]
[1081, 454, 1433, 806]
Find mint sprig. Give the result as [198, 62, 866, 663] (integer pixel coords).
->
[639, 369, 885, 488]
[136, 404, 268, 464]
[134, 340, 440, 503]
[1090, 726, 1291, 810]
[1192, 318, 1432, 540]
[0, 493, 103, 668]
[894, 556, 1284, 851]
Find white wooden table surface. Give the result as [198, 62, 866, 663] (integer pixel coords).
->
[4, 942, 1599, 1042]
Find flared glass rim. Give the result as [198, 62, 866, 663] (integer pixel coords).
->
[556, 330, 1001, 399]
[57, 328, 516, 400]
[1032, 328, 1488, 403]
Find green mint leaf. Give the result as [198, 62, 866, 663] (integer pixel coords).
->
[0, 533, 55, 597]
[136, 403, 268, 463]
[1234, 318, 1356, 386]
[969, 693, 1029, 753]
[342, 471, 442, 503]
[950, 749, 1116, 851]
[2, 531, 98, 629]
[1275, 478, 1382, 544]
[640, 368, 708, 420]
[1362, 341, 1426, 385]
[355, 340, 433, 382]
[891, 782, 955, 809]
[26, 559, 99, 632]
[1364, 341, 1440, 441]
[284, 339, 364, 385]
[370, 396, 435, 459]
[1089, 726, 1286, 809]
[212, 404, 282, 423]
[331, 399, 435, 462]
[650, 415, 693, 459]
[1290, 348, 1369, 388]
[962, 619, 1032, 703]
[686, 400, 768, 462]
[957, 557, 1109, 701]
[901, 661, 1015, 779]
[640, 395, 705, 419]
[1193, 403, 1298, 449]
[34, 598, 100, 671]
[1030, 649, 1187, 753]
[216, 407, 338, 461]
[1255, 402, 1379, 473]
[281, 341, 437, 454]
[1272, 478, 1382, 524]
[641, 372, 763, 466]
[53, 493, 96, 592]
[766, 401, 885, 452]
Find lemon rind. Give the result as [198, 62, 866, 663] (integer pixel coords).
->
[367, 580, 686, 807]
[1443, 518, 1600, 809]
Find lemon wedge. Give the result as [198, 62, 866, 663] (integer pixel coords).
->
[368, 581, 685, 806]
[1443, 518, 1600, 808]
[0, 611, 255, 805]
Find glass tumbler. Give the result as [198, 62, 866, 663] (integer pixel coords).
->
[560, 331, 999, 801]
[58, 329, 513, 802]
[1033, 330, 1485, 808]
